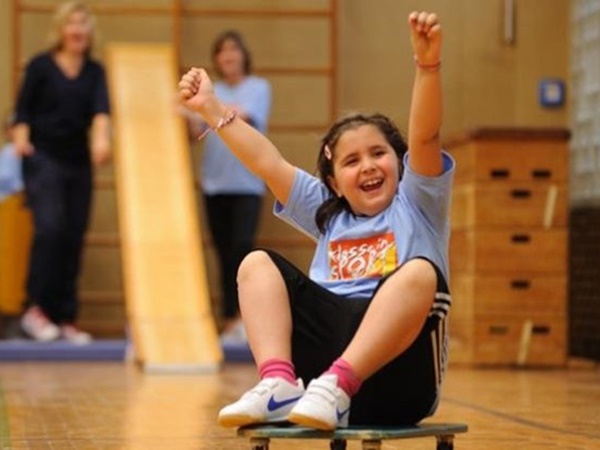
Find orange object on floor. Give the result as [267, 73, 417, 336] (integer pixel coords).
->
[0, 192, 32, 315]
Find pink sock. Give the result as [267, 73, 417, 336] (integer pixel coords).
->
[258, 358, 297, 385]
[325, 358, 362, 397]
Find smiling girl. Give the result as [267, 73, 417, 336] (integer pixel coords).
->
[179, 11, 454, 430]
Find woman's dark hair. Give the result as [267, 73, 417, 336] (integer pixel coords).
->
[315, 113, 408, 233]
[211, 30, 252, 78]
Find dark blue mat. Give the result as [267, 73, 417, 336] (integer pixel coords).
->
[0, 339, 127, 361]
[221, 342, 253, 362]
[0, 339, 253, 362]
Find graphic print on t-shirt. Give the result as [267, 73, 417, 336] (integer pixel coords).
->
[328, 232, 397, 280]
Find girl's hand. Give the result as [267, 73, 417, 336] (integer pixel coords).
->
[408, 11, 442, 66]
[178, 68, 215, 113]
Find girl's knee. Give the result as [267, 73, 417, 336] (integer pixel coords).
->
[395, 258, 437, 290]
[237, 250, 274, 281]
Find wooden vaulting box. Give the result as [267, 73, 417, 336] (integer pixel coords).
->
[450, 229, 568, 273]
[448, 136, 569, 184]
[446, 128, 570, 367]
[450, 316, 568, 366]
[451, 183, 568, 229]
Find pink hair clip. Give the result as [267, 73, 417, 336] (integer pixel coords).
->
[324, 145, 332, 160]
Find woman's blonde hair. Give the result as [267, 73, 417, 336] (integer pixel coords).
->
[47, 1, 96, 56]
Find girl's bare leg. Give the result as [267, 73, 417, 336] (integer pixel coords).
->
[236, 250, 292, 365]
[341, 258, 437, 380]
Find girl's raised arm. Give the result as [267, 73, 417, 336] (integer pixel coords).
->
[407, 11, 443, 177]
[179, 68, 296, 205]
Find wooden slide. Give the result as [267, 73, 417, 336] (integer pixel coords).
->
[105, 44, 222, 373]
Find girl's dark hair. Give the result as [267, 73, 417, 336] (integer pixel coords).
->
[315, 113, 408, 233]
[211, 30, 252, 78]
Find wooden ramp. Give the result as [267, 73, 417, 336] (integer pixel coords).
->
[105, 44, 222, 373]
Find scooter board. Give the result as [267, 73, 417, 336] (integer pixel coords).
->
[237, 422, 468, 449]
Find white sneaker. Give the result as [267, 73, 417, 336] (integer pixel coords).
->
[20, 306, 60, 342]
[288, 374, 351, 430]
[60, 324, 92, 345]
[218, 377, 305, 427]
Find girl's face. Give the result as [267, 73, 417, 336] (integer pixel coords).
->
[215, 39, 245, 80]
[60, 10, 92, 54]
[328, 124, 400, 217]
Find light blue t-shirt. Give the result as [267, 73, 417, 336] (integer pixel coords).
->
[201, 76, 271, 195]
[274, 152, 455, 298]
[0, 143, 24, 201]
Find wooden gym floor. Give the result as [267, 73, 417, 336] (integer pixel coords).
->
[0, 361, 598, 449]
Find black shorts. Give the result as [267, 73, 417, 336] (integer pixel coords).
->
[259, 249, 451, 426]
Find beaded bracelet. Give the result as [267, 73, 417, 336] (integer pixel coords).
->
[414, 56, 441, 71]
[197, 109, 238, 140]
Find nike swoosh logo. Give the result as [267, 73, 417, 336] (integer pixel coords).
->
[337, 407, 350, 421]
[267, 394, 302, 412]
